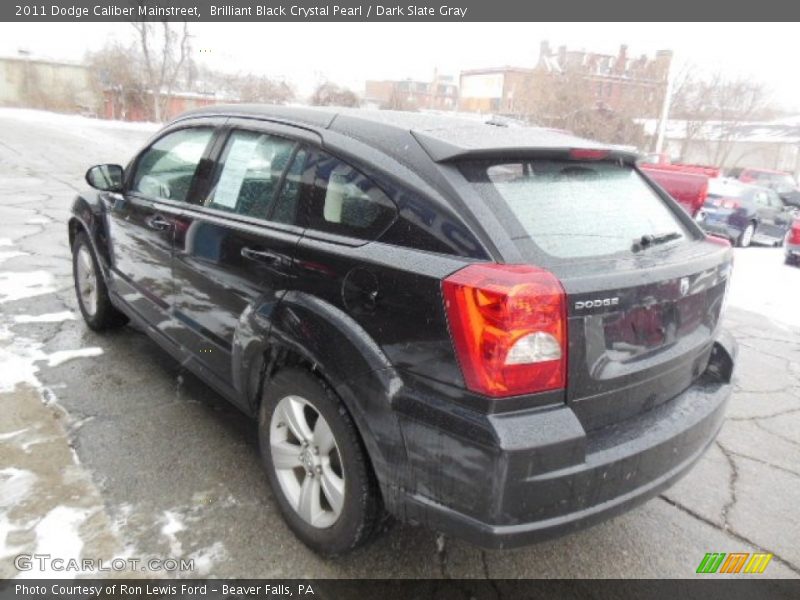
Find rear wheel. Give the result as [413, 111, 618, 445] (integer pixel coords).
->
[737, 222, 755, 248]
[72, 231, 127, 330]
[258, 368, 383, 556]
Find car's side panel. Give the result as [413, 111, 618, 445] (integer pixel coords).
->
[169, 120, 321, 401]
[171, 209, 306, 393]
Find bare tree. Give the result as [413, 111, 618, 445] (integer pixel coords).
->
[86, 42, 147, 119]
[670, 69, 775, 166]
[309, 82, 360, 107]
[236, 76, 295, 104]
[130, 19, 192, 121]
[516, 70, 645, 147]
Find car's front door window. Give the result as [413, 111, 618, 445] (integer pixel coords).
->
[205, 130, 297, 220]
[132, 128, 214, 202]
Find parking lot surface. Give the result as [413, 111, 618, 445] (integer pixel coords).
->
[1, 109, 799, 578]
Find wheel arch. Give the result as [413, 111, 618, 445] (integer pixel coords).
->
[243, 290, 410, 511]
[68, 192, 113, 275]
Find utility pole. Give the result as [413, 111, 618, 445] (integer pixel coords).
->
[655, 60, 674, 155]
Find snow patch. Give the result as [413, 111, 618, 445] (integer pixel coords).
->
[25, 217, 51, 225]
[0, 271, 55, 303]
[0, 108, 160, 133]
[15, 505, 93, 579]
[0, 468, 37, 509]
[160, 511, 186, 556]
[14, 311, 76, 324]
[0, 428, 28, 442]
[727, 248, 800, 330]
[0, 251, 27, 264]
[0, 325, 103, 392]
[188, 541, 226, 576]
[46, 347, 103, 367]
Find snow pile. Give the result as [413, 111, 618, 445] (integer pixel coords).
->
[727, 247, 800, 330]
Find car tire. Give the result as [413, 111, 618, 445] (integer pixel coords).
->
[737, 222, 755, 248]
[72, 231, 128, 331]
[258, 368, 384, 556]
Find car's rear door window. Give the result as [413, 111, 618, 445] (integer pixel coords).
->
[205, 130, 297, 219]
[132, 128, 214, 202]
[460, 159, 690, 259]
[303, 151, 396, 240]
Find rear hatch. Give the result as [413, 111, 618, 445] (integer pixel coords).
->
[459, 156, 733, 431]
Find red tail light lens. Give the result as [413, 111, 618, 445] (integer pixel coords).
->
[569, 148, 609, 160]
[789, 222, 800, 245]
[721, 199, 741, 210]
[442, 264, 567, 398]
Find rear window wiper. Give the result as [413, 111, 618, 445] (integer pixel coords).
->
[632, 231, 682, 252]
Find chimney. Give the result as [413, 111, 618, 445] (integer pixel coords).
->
[558, 45, 567, 67]
[539, 40, 551, 59]
[616, 44, 628, 74]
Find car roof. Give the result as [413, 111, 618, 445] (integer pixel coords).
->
[174, 104, 637, 164]
[709, 178, 775, 198]
[743, 167, 791, 176]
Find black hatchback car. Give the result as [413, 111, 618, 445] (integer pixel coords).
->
[70, 106, 736, 555]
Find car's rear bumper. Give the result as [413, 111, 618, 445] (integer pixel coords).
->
[392, 331, 736, 549]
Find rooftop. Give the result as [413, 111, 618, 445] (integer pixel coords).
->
[178, 104, 635, 162]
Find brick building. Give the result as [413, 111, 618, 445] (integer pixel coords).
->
[365, 71, 458, 111]
[101, 89, 219, 122]
[457, 42, 673, 120]
[458, 67, 534, 114]
[535, 41, 672, 118]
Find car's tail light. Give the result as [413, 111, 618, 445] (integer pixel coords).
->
[721, 198, 741, 209]
[442, 264, 567, 398]
[569, 148, 609, 160]
[789, 221, 800, 245]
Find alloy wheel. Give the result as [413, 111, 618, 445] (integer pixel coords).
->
[270, 395, 345, 528]
[76, 245, 98, 317]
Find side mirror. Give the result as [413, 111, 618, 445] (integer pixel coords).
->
[85, 164, 124, 192]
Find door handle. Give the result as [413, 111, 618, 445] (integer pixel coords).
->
[241, 247, 287, 265]
[148, 215, 173, 231]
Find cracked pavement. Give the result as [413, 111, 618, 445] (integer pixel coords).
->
[1, 109, 799, 579]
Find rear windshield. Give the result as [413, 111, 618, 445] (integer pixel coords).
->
[460, 160, 689, 259]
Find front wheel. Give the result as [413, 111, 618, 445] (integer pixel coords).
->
[72, 231, 127, 330]
[258, 368, 384, 556]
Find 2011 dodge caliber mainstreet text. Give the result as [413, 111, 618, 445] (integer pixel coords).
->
[68, 106, 737, 556]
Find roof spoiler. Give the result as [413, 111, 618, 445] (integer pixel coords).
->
[411, 129, 639, 165]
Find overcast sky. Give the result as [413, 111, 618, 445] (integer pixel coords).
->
[1, 22, 798, 110]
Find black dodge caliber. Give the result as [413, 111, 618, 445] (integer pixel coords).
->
[69, 106, 736, 555]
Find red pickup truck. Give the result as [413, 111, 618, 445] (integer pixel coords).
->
[639, 154, 720, 217]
